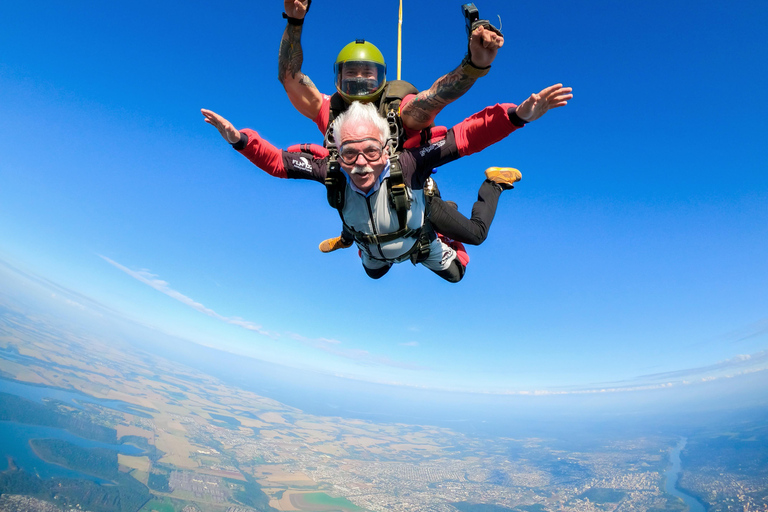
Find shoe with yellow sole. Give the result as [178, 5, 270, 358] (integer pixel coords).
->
[319, 236, 354, 253]
[485, 167, 522, 189]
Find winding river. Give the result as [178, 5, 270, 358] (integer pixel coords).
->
[665, 437, 705, 512]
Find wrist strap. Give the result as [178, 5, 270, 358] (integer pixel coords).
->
[460, 55, 490, 78]
[282, 12, 304, 25]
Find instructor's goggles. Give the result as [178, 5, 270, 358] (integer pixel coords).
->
[335, 61, 386, 101]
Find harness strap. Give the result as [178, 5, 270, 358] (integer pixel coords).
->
[420, 127, 433, 147]
[409, 195, 435, 265]
[325, 151, 345, 211]
[386, 154, 410, 232]
[352, 226, 419, 246]
[360, 224, 437, 264]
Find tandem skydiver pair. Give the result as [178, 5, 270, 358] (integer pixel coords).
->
[202, 1, 572, 282]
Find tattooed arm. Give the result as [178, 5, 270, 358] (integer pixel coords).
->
[400, 25, 504, 131]
[278, 0, 323, 120]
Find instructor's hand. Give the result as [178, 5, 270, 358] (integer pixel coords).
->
[469, 25, 504, 68]
[284, 0, 309, 19]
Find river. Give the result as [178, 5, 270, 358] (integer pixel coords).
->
[665, 437, 706, 512]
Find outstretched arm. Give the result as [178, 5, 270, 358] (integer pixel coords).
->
[278, 0, 323, 120]
[202, 109, 288, 178]
[400, 25, 504, 131]
[452, 84, 573, 157]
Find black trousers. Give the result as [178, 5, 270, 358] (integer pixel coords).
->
[342, 179, 503, 246]
[428, 179, 502, 245]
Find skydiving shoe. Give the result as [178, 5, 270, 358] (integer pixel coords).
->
[485, 167, 522, 190]
[319, 235, 354, 253]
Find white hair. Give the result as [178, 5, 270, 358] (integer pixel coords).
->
[332, 101, 390, 147]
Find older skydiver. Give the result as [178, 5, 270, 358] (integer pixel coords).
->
[202, 84, 571, 282]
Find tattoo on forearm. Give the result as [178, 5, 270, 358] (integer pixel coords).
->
[405, 67, 476, 123]
[278, 25, 306, 84]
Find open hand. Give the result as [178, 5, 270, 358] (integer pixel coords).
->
[201, 109, 241, 144]
[515, 84, 573, 122]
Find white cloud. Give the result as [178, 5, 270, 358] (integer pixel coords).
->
[100, 255, 270, 335]
[101, 255, 425, 371]
[286, 332, 428, 370]
[629, 350, 768, 383]
[399, 341, 419, 347]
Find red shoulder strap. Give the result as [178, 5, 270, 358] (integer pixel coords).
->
[403, 125, 448, 149]
[287, 143, 329, 158]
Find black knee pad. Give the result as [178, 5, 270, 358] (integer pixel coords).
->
[364, 264, 392, 280]
[434, 260, 466, 283]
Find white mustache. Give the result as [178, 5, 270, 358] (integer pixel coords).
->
[350, 165, 374, 175]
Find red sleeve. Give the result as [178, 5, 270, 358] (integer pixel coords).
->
[312, 95, 332, 135]
[236, 129, 287, 179]
[452, 103, 521, 157]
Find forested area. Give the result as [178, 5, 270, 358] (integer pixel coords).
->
[0, 392, 116, 443]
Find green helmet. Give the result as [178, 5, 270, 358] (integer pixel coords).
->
[334, 40, 387, 103]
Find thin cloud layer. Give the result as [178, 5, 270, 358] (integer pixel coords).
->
[101, 256, 425, 371]
[100, 255, 268, 334]
[287, 333, 428, 371]
[688, 317, 768, 349]
[591, 351, 768, 389]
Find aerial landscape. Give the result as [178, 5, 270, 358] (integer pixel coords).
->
[1, 261, 767, 512]
[3, 1, 768, 511]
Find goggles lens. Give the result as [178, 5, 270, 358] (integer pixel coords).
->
[336, 61, 386, 99]
[339, 140, 384, 165]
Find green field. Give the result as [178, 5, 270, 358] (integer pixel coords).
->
[139, 498, 176, 512]
[294, 492, 364, 511]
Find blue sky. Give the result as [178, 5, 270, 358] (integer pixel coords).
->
[1, 0, 767, 400]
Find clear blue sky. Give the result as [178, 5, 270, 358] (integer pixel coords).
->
[1, 0, 767, 400]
